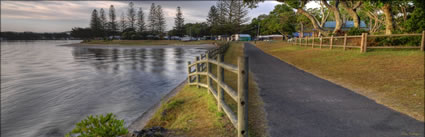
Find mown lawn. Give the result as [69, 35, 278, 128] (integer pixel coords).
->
[82, 40, 216, 46]
[254, 41, 424, 121]
[144, 42, 267, 137]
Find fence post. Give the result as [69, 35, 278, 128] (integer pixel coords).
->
[312, 35, 315, 48]
[360, 33, 364, 53]
[217, 54, 224, 112]
[196, 56, 200, 88]
[320, 36, 323, 49]
[188, 61, 191, 83]
[343, 34, 347, 51]
[206, 53, 211, 94]
[237, 56, 249, 137]
[363, 33, 368, 53]
[330, 35, 334, 49]
[421, 30, 424, 51]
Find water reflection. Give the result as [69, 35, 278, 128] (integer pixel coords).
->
[1, 40, 210, 137]
[72, 47, 190, 75]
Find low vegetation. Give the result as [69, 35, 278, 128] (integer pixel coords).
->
[66, 113, 128, 137]
[254, 41, 424, 121]
[82, 40, 216, 46]
[144, 42, 267, 137]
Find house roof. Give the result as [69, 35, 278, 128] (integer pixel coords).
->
[324, 21, 367, 28]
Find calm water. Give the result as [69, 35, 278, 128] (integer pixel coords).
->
[1, 40, 210, 137]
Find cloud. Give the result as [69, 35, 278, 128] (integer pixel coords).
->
[1, 1, 278, 32]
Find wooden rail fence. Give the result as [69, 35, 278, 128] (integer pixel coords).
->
[292, 31, 425, 53]
[187, 43, 249, 137]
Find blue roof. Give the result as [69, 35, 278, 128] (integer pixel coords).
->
[324, 21, 367, 28]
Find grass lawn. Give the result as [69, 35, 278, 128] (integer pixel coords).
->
[82, 40, 217, 46]
[253, 41, 424, 121]
[144, 42, 267, 137]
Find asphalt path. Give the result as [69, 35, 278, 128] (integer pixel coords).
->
[244, 43, 424, 137]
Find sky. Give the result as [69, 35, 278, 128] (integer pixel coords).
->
[0, 1, 319, 33]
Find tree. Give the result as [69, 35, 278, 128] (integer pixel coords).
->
[155, 5, 166, 38]
[65, 113, 128, 137]
[264, 4, 297, 38]
[174, 6, 185, 36]
[71, 27, 93, 40]
[136, 7, 146, 33]
[90, 9, 102, 37]
[207, 5, 219, 35]
[382, 2, 394, 34]
[340, 0, 362, 28]
[127, 2, 136, 29]
[109, 5, 118, 37]
[283, 0, 330, 35]
[207, 6, 219, 27]
[99, 8, 107, 37]
[320, 0, 343, 34]
[229, 0, 249, 33]
[119, 12, 127, 32]
[148, 3, 157, 34]
[404, 0, 425, 33]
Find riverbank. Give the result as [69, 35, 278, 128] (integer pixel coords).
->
[137, 42, 267, 137]
[253, 41, 424, 121]
[81, 40, 217, 46]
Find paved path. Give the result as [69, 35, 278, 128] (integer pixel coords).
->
[244, 43, 424, 137]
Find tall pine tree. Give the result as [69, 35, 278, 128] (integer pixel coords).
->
[99, 8, 107, 37]
[136, 7, 146, 33]
[207, 5, 219, 35]
[156, 5, 166, 38]
[90, 9, 102, 37]
[109, 5, 118, 37]
[119, 12, 127, 32]
[148, 3, 157, 34]
[174, 6, 185, 37]
[127, 2, 136, 29]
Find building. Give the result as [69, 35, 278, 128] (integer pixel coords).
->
[231, 34, 251, 41]
[323, 21, 369, 31]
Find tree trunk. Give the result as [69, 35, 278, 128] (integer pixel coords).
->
[300, 22, 304, 38]
[340, 1, 362, 28]
[297, 8, 329, 36]
[382, 4, 394, 35]
[321, 0, 342, 34]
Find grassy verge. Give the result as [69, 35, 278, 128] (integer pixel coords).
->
[253, 41, 424, 121]
[144, 42, 267, 136]
[82, 40, 216, 46]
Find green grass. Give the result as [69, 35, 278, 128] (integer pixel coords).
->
[254, 41, 424, 121]
[145, 85, 236, 137]
[145, 41, 267, 137]
[82, 40, 216, 46]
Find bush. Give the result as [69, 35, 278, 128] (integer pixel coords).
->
[65, 113, 128, 137]
[347, 28, 368, 36]
[370, 36, 421, 46]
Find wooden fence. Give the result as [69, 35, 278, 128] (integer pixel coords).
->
[292, 31, 425, 53]
[187, 43, 249, 137]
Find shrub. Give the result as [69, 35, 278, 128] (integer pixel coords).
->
[347, 28, 368, 36]
[65, 113, 128, 137]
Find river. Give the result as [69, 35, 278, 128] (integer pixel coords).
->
[0, 40, 210, 137]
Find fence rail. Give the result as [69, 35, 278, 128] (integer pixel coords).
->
[292, 31, 425, 52]
[187, 43, 249, 137]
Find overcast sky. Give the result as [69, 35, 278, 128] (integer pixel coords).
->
[1, 1, 319, 33]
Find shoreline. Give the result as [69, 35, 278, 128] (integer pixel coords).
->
[127, 80, 187, 132]
[59, 43, 216, 49]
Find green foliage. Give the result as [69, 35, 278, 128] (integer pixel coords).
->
[370, 36, 421, 46]
[404, 7, 425, 33]
[65, 113, 128, 137]
[347, 28, 368, 35]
